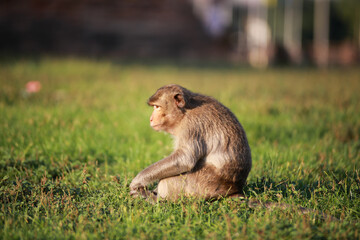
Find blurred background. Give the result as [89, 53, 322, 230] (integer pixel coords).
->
[0, 0, 359, 68]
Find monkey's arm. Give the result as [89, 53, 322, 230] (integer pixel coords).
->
[129, 147, 200, 193]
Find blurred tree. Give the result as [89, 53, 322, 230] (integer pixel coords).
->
[334, 0, 360, 45]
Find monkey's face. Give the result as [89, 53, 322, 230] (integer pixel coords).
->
[149, 98, 185, 134]
[150, 104, 165, 131]
[149, 104, 179, 133]
[148, 85, 188, 134]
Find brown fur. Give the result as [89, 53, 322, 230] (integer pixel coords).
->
[130, 84, 252, 201]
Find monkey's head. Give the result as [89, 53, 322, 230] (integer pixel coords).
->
[147, 85, 190, 134]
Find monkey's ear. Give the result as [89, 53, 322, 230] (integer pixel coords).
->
[174, 93, 186, 108]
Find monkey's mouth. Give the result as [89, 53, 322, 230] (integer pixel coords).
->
[150, 123, 161, 129]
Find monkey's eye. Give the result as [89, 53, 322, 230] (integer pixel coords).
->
[153, 105, 160, 110]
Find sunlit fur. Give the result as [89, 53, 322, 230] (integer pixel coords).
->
[130, 84, 252, 200]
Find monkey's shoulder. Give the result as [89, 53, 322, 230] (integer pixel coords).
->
[191, 99, 239, 122]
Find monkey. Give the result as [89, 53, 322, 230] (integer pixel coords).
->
[128, 84, 339, 221]
[129, 84, 252, 202]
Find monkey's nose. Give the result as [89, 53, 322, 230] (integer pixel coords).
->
[150, 116, 153, 122]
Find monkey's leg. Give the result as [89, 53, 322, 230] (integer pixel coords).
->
[157, 167, 241, 200]
[157, 175, 189, 201]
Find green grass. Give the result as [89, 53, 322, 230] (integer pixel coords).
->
[1, 58, 359, 239]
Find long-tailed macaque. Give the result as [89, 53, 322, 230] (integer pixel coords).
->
[130, 84, 252, 201]
[129, 85, 337, 221]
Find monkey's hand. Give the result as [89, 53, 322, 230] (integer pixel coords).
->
[129, 175, 145, 192]
[129, 175, 149, 197]
[129, 186, 145, 198]
[130, 185, 158, 204]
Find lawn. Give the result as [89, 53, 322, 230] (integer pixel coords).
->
[1, 58, 359, 239]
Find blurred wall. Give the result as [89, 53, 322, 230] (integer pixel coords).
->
[0, 0, 230, 60]
[0, 0, 359, 66]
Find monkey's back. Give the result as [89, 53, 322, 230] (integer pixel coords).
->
[182, 94, 252, 190]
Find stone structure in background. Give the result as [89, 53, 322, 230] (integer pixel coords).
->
[0, 0, 230, 60]
[0, 0, 358, 66]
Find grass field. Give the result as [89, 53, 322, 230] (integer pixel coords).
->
[1, 58, 359, 239]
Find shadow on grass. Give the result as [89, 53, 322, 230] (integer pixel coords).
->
[244, 168, 360, 202]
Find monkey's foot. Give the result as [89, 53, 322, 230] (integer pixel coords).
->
[228, 193, 246, 199]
